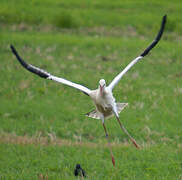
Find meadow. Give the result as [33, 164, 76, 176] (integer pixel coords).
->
[0, 0, 182, 179]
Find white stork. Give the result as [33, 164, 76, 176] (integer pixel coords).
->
[10, 15, 166, 166]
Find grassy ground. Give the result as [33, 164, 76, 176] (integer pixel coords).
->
[0, 0, 182, 179]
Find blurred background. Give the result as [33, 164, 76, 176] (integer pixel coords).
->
[0, 0, 182, 179]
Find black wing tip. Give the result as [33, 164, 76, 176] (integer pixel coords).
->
[10, 44, 17, 54]
[10, 44, 16, 51]
[10, 44, 13, 49]
[10, 45, 49, 79]
[140, 15, 167, 57]
[10, 45, 25, 63]
[10, 45, 28, 67]
[163, 14, 167, 20]
[162, 14, 167, 26]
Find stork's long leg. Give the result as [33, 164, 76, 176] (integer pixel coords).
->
[102, 121, 115, 167]
[116, 116, 139, 148]
[112, 109, 139, 148]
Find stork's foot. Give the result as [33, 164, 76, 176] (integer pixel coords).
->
[112, 155, 115, 167]
[131, 138, 140, 149]
[102, 122, 116, 167]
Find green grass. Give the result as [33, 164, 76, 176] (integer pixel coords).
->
[0, 0, 182, 34]
[0, 0, 182, 179]
[0, 143, 181, 179]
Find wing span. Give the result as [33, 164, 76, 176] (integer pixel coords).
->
[108, 15, 167, 91]
[10, 45, 91, 96]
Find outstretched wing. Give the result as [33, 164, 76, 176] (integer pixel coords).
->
[10, 45, 91, 96]
[108, 15, 167, 91]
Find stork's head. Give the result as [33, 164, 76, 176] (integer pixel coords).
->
[99, 79, 106, 96]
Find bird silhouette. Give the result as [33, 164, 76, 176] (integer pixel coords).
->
[74, 164, 86, 178]
[10, 15, 167, 167]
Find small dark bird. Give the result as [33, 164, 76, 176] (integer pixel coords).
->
[74, 164, 86, 178]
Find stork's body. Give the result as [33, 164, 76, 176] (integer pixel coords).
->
[88, 80, 127, 120]
[10, 15, 167, 167]
[90, 83, 116, 119]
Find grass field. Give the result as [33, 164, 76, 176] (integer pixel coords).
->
[0, 0, 182, 179]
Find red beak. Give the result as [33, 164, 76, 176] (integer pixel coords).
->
[100, 85, 103, 95]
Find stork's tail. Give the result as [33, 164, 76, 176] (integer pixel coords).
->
[116, 103, 128, 113]
[85, 109, 100, 119]
[86, 103, 128, 120]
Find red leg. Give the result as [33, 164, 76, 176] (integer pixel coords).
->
[115, 116, 140, 149]
[102, 123, 116, 167]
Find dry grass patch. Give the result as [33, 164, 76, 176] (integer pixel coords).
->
[0, 132, 132, 148]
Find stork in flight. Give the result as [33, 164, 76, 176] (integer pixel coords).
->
[10, 15, 166, 166]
